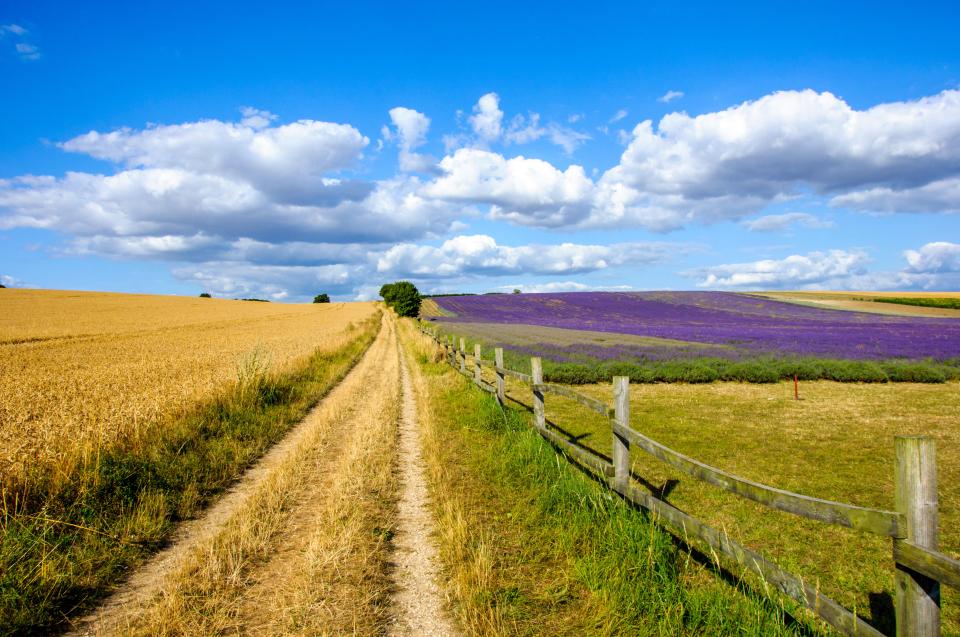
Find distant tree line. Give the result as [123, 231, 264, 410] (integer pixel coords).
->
[379, 281, 421, 317]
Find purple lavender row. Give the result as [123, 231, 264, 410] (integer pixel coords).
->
[432, 292, 960, 361]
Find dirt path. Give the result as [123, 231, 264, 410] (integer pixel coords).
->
[70, 315, 457, 636]
[388, 344, 459, 637]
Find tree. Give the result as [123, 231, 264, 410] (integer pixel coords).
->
[313, 293, 330, 303]
[0, 283, 5, 289]
[199, 292, 211, 298]
[379, 283, 397, 305]
[379, 280, 421, 317]
[512, 288, 521, 294]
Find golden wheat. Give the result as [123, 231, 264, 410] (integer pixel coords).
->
[0, 289, 376, 488]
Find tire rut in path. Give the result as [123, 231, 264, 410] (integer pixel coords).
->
[69, 318, 393, 636]
[388, 342, 458, 637]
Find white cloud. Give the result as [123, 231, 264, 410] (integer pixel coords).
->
[1, 24, 27, 36]
[904, 242, 960, 273]
[567, 113, 584, 124]
[14, 42, 39, 60]
[424, 148, 594, 227]
[469, 92, 503, 142]
[503, 281, 591, 293]
[742, 212, 834, 232]
[658, 90, 684, 103]
[503, 113, 590, 154]
[686, 250, 870, 289]
[831, 177, 960, 214]
[387, 106, 439, 173]
[616, 89, 960, 201]
[174, 262, 361, 300]
[377, 234, 684, 278]
[239, 107, 277, 129]
[1, 274, 22, 287]
[609, 109, 628, 123]
[60, 113, 370, 205]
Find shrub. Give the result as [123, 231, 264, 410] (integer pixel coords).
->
[313, 293, 330, 304]
[199, 292, 211, 298]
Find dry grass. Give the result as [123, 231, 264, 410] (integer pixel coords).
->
[88, 314, 402, 636]
[0, 289, 376, 492]
[399, 320, 510, 635]
[757, 290, 960, 317]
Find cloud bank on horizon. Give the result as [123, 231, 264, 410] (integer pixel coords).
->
[2, 88, 960, 300]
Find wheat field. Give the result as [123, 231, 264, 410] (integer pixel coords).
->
[0, 289, 376, 491]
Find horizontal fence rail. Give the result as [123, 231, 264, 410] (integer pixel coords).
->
[611, 422, 903, 537]
[418, 322, 959, 637]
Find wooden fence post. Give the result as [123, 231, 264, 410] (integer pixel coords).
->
[894, 435, 940, 637]
[495, 347, 505, 403]
[531, 357, 545, 431]
[459, 338, 466, 374]
[474, 343, 482, 385]
[612, 376, 631, 493]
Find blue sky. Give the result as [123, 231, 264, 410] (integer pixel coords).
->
[2, 1, 959, 300]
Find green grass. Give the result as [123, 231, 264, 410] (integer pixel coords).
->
[874, 297, 960, 310]
[418, 348, 827, 635]
[489, 376, 960, 635]
[0, 314, 380, 636]
[430, 324, 960, 385]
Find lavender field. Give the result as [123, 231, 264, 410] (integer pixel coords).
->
[429, 292, 960, 383]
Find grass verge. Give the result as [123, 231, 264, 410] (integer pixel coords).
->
[0, 313, 381, 635]
[401, 320, 824, 636]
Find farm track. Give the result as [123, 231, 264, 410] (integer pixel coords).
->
[388, 342, 458, 637]
[69, 314, 455, 636]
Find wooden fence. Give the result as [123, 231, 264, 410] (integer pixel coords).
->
[419, 323, 960, 637]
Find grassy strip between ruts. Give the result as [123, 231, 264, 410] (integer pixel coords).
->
[0, 312, 381, 635]
[402, 321, 828, 636]
[873, 297, 960, 310]
[430, 325, 960, 384]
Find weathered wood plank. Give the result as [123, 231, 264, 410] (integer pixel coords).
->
[894, 541, 960, 591]
[535, 422, 615, 478]
[495, 365, 532, 383]
[894, 436, 940, 636]
[611, 482, 884, 637]
[612, 376, 630, 493]
[494, 347, 505, 403]
[532, 383, 613, 416]
[531, 358, 545, 431]
[612, 422, 902, 537]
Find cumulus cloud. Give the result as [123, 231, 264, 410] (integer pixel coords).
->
[424, 148, 594, 227]
[377, 234, 684, 278]
[614, 89, 960, 202]
[831, 177, 960, 214]
[685, 250, 870, 289]
[469, 93, 503, 142]
[658, 90, 684, 103]
[742, 212, 834, 232]
[457, 88, 960, 232]
[904, 241, 960, 273]
[59, 112, 370, 205]
[387, 107, 438, 173]
[173, 262, 362, 300]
